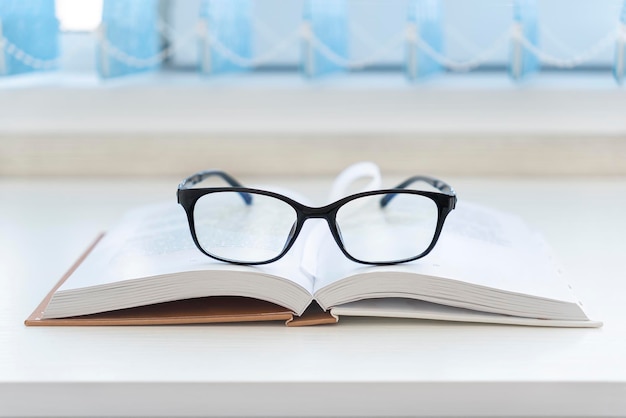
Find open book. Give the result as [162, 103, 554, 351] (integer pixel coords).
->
[26, 170, 601, 328]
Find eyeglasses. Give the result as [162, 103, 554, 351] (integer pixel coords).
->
[177, 170, 457, 266]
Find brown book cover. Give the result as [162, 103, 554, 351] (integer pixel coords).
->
[25, 235, 338, 327]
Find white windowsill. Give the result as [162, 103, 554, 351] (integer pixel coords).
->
[1, 71, 625, 176]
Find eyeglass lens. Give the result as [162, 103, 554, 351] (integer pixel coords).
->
[193, 191, 297, 263]
[335, 192, 439, 263]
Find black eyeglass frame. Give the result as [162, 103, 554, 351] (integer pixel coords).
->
[177, 170, 457, 266]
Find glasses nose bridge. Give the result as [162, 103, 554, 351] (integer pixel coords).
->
[300, 205, 334, 221]
[298, 207, 340, 250]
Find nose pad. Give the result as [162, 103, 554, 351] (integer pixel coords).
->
[281, 221, 297, 252]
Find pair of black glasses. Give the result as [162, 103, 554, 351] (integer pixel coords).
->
[177, 170, 456, 266]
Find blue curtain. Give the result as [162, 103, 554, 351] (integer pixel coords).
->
[406, 0, 443, 81]
[510, 0, 540, 81]
[97, 0, 161, 78]
[613, 1, 626, 84]
[199, 0, 252, 75]
[302, 0, 348, 78]
[0, 0, 58, 76]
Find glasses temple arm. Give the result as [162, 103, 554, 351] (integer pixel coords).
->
[178, 170, 253, 205]
[380, 176, 456, 208]
[396, 176, 455, 195]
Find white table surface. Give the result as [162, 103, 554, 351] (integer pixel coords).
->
[1, 176, 625, 417]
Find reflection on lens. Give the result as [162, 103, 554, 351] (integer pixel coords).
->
[193, 191, 297, 263]
[335, 192, 438, 263]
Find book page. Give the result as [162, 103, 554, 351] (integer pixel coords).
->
[331, 298, 601, 328]
[59, 202, 315, 295]
[313, 201, 579, 304]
